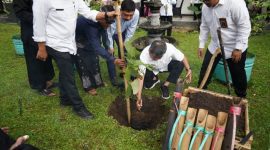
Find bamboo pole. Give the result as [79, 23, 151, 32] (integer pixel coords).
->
[211, 112, 228, 150]
[202, 115, 217, 150]
[114, 0, 131, 124]
[244, 103, 253, 143]
[199, 48, 221, 89]
[171, 96, 189, 149]
[190, 109, 208, 150]
[187, 87, 249, 102]
[180, 108, 197, 150]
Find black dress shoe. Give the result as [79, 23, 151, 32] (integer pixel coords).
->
[73, 107, 94, 119]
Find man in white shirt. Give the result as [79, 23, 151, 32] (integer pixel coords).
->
[136, 40, 192, 110]
[107, 0, 140, 57]
[160, 0, 176, 36]
[197, 0, 251, 98]
[32, 0, 117, 119]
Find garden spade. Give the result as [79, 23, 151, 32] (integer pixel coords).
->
[113, 0, 131, 124]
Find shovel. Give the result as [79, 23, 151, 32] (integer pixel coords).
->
[217, 28, 231, 95]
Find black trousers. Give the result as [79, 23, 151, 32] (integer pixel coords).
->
[0, 130, 38, 150]
[75, 48, 103, 91]
[101, 30, 117, 82]
[0, 0, 4, 11]
[144, 60, 184, 84]
[0, 129, 14, 150]
[160, 16, 173, 36]
[46, 47, 85, 110]
[198, 49, 247, 97]
[21, 25, 55, 91]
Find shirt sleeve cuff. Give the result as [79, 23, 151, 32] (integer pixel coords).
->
[89, 10, 99, 22]
[199, 42, 205, 49]
[138, 65, 146, 76]
[32, 36, 46, 42]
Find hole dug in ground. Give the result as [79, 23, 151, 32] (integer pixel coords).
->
[108, 96, 169, 130]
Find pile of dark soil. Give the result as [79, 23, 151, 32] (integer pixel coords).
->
[108, 96, 169, 130]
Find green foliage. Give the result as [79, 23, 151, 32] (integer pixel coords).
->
[247, 0, 270, 34]
[187, 5, 201, 15]
[125, 82, 133, 98]
[90, 0, 103, 11]
[130, 79, 140, 95]
[123, 46, 153, 99]
[124, 58, 153, 98]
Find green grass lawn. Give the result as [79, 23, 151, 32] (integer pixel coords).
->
[0, 23, 269, 150]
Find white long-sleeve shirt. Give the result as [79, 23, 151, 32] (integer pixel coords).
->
[140, 43, 184, 75]
[199, 0, 251, 59]
[160, 0, 177, 16]
[33, 0, 99, 55]
[107, 9, 139, 49]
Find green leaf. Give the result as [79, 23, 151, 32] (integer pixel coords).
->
[124, 66, 131, 82]
[130, 79, 140, 95]
[188, 5, 199, 12]
[262, 1, 270, 8]
[125, 84, 132, 99]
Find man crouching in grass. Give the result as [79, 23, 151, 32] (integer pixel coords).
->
[136, 40, 192, 110]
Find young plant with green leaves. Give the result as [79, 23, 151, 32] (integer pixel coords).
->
[124, 57, 153, 99]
